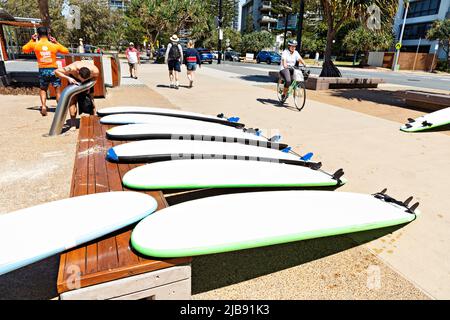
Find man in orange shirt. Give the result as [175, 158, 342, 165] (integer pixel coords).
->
[22, 27, 69, 116]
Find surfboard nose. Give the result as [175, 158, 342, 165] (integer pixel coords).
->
[106, 148, 119, 162]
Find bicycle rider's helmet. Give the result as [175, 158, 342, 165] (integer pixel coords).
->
[287, 39, 297, 47]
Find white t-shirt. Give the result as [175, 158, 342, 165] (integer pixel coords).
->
[127, 51, 138, 64]
[280, 49, 301, 70]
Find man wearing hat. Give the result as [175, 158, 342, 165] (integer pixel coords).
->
[165, 34, 184, 89]
[125, 42, 140, 79]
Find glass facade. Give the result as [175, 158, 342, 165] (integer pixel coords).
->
[403, 22, 433, 39]
[406, 0, 441, 18]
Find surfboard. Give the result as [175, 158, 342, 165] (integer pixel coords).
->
[106, 124, 287, 149]
[100, 113, 245, 130]
[106, 139, 320, 168]
[0, 192, 157, 276]
[400, 107, 450, 132]
[131, 190, 419, 258]
[122, 159, 345, 189]
[97, 106, 244, 128]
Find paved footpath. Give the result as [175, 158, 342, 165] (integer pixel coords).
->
[129, 62, 449, 299]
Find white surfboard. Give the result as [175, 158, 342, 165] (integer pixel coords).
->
[100, 113, 244, 130]
[106, 124, 286, 149]
[131, 190, 419, 258]
[122, 159, 345, 189]
[98, 107, 244, 128]
[401, 107, 450, 132]
[106, 139, 316, 167]
[0, 192, 157, 276]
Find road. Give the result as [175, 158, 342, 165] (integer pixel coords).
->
[204, 61, 450, 91]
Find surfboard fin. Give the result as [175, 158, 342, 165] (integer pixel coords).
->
[269, 135, 282, 142]
[422, 120, 433, 127]
[244, 128, 261, 136]
[404, 123, 412, 128]
[409, 202, 420, 214]
[403, 196, 413, 206]
[311, 162, 322, 170]
[300, 152, 313, 161]
[281, 146, 292, 153]
[407, 118, 415, 123]
[373, 189, 419, 215]
[217, 113, 224, 119]
[228, 117, 240, 123]
[332, 168, 345, 182]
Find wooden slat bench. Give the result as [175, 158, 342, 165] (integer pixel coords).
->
[57, 115, 192, 300]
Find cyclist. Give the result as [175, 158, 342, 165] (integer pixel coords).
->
[279, 40, 306, 102]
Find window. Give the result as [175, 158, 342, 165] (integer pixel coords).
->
[406, 0, 441, 18]
[403, 22, 433, 40]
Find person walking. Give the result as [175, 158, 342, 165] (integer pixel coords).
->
[165, 34, 183, 89]
[22, 27, 69, 116]
[183, 40, 201, 88]
[125, 42, 140, 79]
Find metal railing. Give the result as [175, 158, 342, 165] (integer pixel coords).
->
[48, 80, 96, 136]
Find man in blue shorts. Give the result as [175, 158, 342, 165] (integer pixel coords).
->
[165, 34, 184, 89]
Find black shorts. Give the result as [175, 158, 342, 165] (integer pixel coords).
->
[76, 80, 95, 115]
[168, 60, 181, 72]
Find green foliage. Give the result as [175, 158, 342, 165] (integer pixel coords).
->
[203, 27, 241, 51]
[427, 19, 450, 57]
[343, 26, 393, 53]
[241, 31, 275, 54]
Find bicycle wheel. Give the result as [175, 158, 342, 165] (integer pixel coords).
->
[276, 79, 285, 103]
[293, 81, 306, 111]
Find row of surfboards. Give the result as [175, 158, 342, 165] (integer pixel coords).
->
[0, 106, 420, 277]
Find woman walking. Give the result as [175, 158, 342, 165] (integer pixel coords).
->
[184, 41, 201, 88]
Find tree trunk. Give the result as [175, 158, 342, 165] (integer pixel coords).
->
[320, 28, 341, 77]
[38, 0, 51, 29]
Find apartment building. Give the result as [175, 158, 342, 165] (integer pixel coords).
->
[394, 0, 449, 59]
[241, 0, 278, 32]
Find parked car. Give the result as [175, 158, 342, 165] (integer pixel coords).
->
[211, 51, 219, 60]
[197, 48, 213, 64]
[256, 51, 281, 64]
[224, 51, 240, 62]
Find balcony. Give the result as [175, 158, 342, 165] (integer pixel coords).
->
[260, 1, 272, 12]
[260, 15, 277, 24]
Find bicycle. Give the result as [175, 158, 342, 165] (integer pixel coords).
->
[276, 66, 310, 111]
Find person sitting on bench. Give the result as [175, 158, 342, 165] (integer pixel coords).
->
[55, 61, 99, 130]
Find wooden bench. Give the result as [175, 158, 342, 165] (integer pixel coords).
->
[57, 116, 192, 300]
[394, 90, 450, 111]
[268, 72, 384, 90]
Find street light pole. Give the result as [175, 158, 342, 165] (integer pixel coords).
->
[218, 0, 223, 64]
[392, 0, 409, 71]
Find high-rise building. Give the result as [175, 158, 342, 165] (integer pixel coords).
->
[241, 0, 278, 32]
[394, 0, 449, 59]
[109, 0, 128, 11]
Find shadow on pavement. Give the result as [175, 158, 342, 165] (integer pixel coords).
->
[0, 254, 59, 300]
[256, 98, 302, 112]
[27, 106, 57, 113]
[238, 75, 275, 83]
[191, 224, 405, 295]
[327, 89, 432, 112]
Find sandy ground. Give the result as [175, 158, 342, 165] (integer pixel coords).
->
[1, 60, 447, 299]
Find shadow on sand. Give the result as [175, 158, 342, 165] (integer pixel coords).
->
[256, 98, 302, 112]
[238, 75, 275, 83]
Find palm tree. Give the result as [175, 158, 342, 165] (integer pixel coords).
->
[38, 0, 51, 28]
[319, 0, 398, 77]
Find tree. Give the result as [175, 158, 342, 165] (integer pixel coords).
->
[38, 0, 51, 27]
[241, 31, 275, 54]
[427, 19, 450, 72]
[318, 0, 398, 77]
[204, 27, 241, 51]
[344, 26, 393, 66]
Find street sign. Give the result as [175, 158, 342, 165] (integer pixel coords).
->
[395, 42, 402, 50]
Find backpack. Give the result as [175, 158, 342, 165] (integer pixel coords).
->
[168, 44, 181, 60]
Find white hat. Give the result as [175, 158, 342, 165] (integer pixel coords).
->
[129, 42, 134, 46]
[170, 34, 179, 42]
